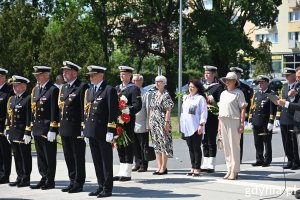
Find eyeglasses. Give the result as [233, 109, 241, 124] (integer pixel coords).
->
[155, 81, 163, 83]
[132, 79, 141, 82]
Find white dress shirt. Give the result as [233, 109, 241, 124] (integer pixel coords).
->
[180, 94, 208, 137]
[93, 80, 103, 92]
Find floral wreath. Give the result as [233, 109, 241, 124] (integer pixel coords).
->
[113, 95, 131, 147]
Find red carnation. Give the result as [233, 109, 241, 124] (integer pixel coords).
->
[119, 100, 126, 109]
[121, 113, 131, 123]
[206, 97, 211, 105]
[117, 126, 123, 136]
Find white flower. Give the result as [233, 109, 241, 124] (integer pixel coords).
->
[118, 116, 124, 124]
[122, 107, 130, 114]
[207, 95, 215, 104]
[120, 95, 128, 103]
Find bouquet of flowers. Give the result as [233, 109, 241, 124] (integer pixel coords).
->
[114, 95, 131, 147]
[205, 92, 219, 115]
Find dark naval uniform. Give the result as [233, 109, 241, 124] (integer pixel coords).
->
[238, 81, 253, 161]
[202, 80, 223, 169]
[6, 92, 32, 186]
[31, 81, 59, 188]
[58, 78, 88, 191]
[249, 89, 277, 166]
[0, 82, 13, 183]
[276, 82, 300, 169]
[83, 81, 118, 196]
[115, 82, 142, 180]
[288, 85, 300, 134]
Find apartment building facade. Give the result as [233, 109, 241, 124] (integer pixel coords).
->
[244, 0, 300, 76]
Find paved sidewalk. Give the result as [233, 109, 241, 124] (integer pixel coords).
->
[0, 155, 299, 200]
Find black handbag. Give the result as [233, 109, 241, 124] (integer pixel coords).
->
[144, 146, 156, 161]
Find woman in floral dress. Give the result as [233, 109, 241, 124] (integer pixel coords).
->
[149, 75, 174, 175]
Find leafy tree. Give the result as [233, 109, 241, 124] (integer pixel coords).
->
[0, 1, 47, 86]
[38, 10, 105, 83]
[116, 0, 180, 97]
[253, 40, 272, 77]
[185, 0, 282, 77]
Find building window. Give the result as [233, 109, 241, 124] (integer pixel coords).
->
[289, 32, 300, 41]
[289, 11, 300, 22]
[255, 33, 278, 43]
[269, 33, 278, 43]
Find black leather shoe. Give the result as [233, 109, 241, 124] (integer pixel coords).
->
[89, 188, 103, 196]
[17, 181, 30, 187]
[252, 162, 263, 167]
[158, 169, 168, 175]
[61, 184, 73, 192]
[295, 193, 300, 199]
[119, 176, 131, 181]
[30, 180, 46, 189]
[186, 172, 193, 176]
[291, 164, 300, 170]
[137, 168, 147, 172]
[97, 191, 112, 198]
[283, 163, 293, 169]
[206, 169, 215, 173]
[153, 171, 159, 175]
[0, 178, 9, 184]
[112, 176, 120, 181]
[262, 162, 270, 167]
[295, 189, 300, 194]
[68, 185, 83, 193]
[9, 180, 21, 187]
[41, 182, 55, 190]
[200, 168, 207, 172]
[132, 166, 140, 172]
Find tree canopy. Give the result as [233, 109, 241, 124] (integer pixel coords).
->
[0, 0, 282, 95]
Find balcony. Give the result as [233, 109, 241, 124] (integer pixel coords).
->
[289, 0, 300, 8]
[288, 39, 300, 49]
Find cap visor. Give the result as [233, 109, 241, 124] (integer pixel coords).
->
[86, 72, 98, 75]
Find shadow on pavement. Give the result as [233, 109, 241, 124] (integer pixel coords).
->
[239, 170, 300, 182]
[113, 186, 201, 198]
[135, 177, 215, 184]
[0, 199, 32, 200]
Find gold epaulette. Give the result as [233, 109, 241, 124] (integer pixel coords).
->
[81, 122, 85, 129]
[50, 121, 59, 128]
[269, 115, 275, 120]
[25, 126, 32, 132]
[276, 111, 281, 118]
[107, 122, 116, 128]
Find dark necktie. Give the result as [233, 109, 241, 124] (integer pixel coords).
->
[39, 87, 43, 94]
